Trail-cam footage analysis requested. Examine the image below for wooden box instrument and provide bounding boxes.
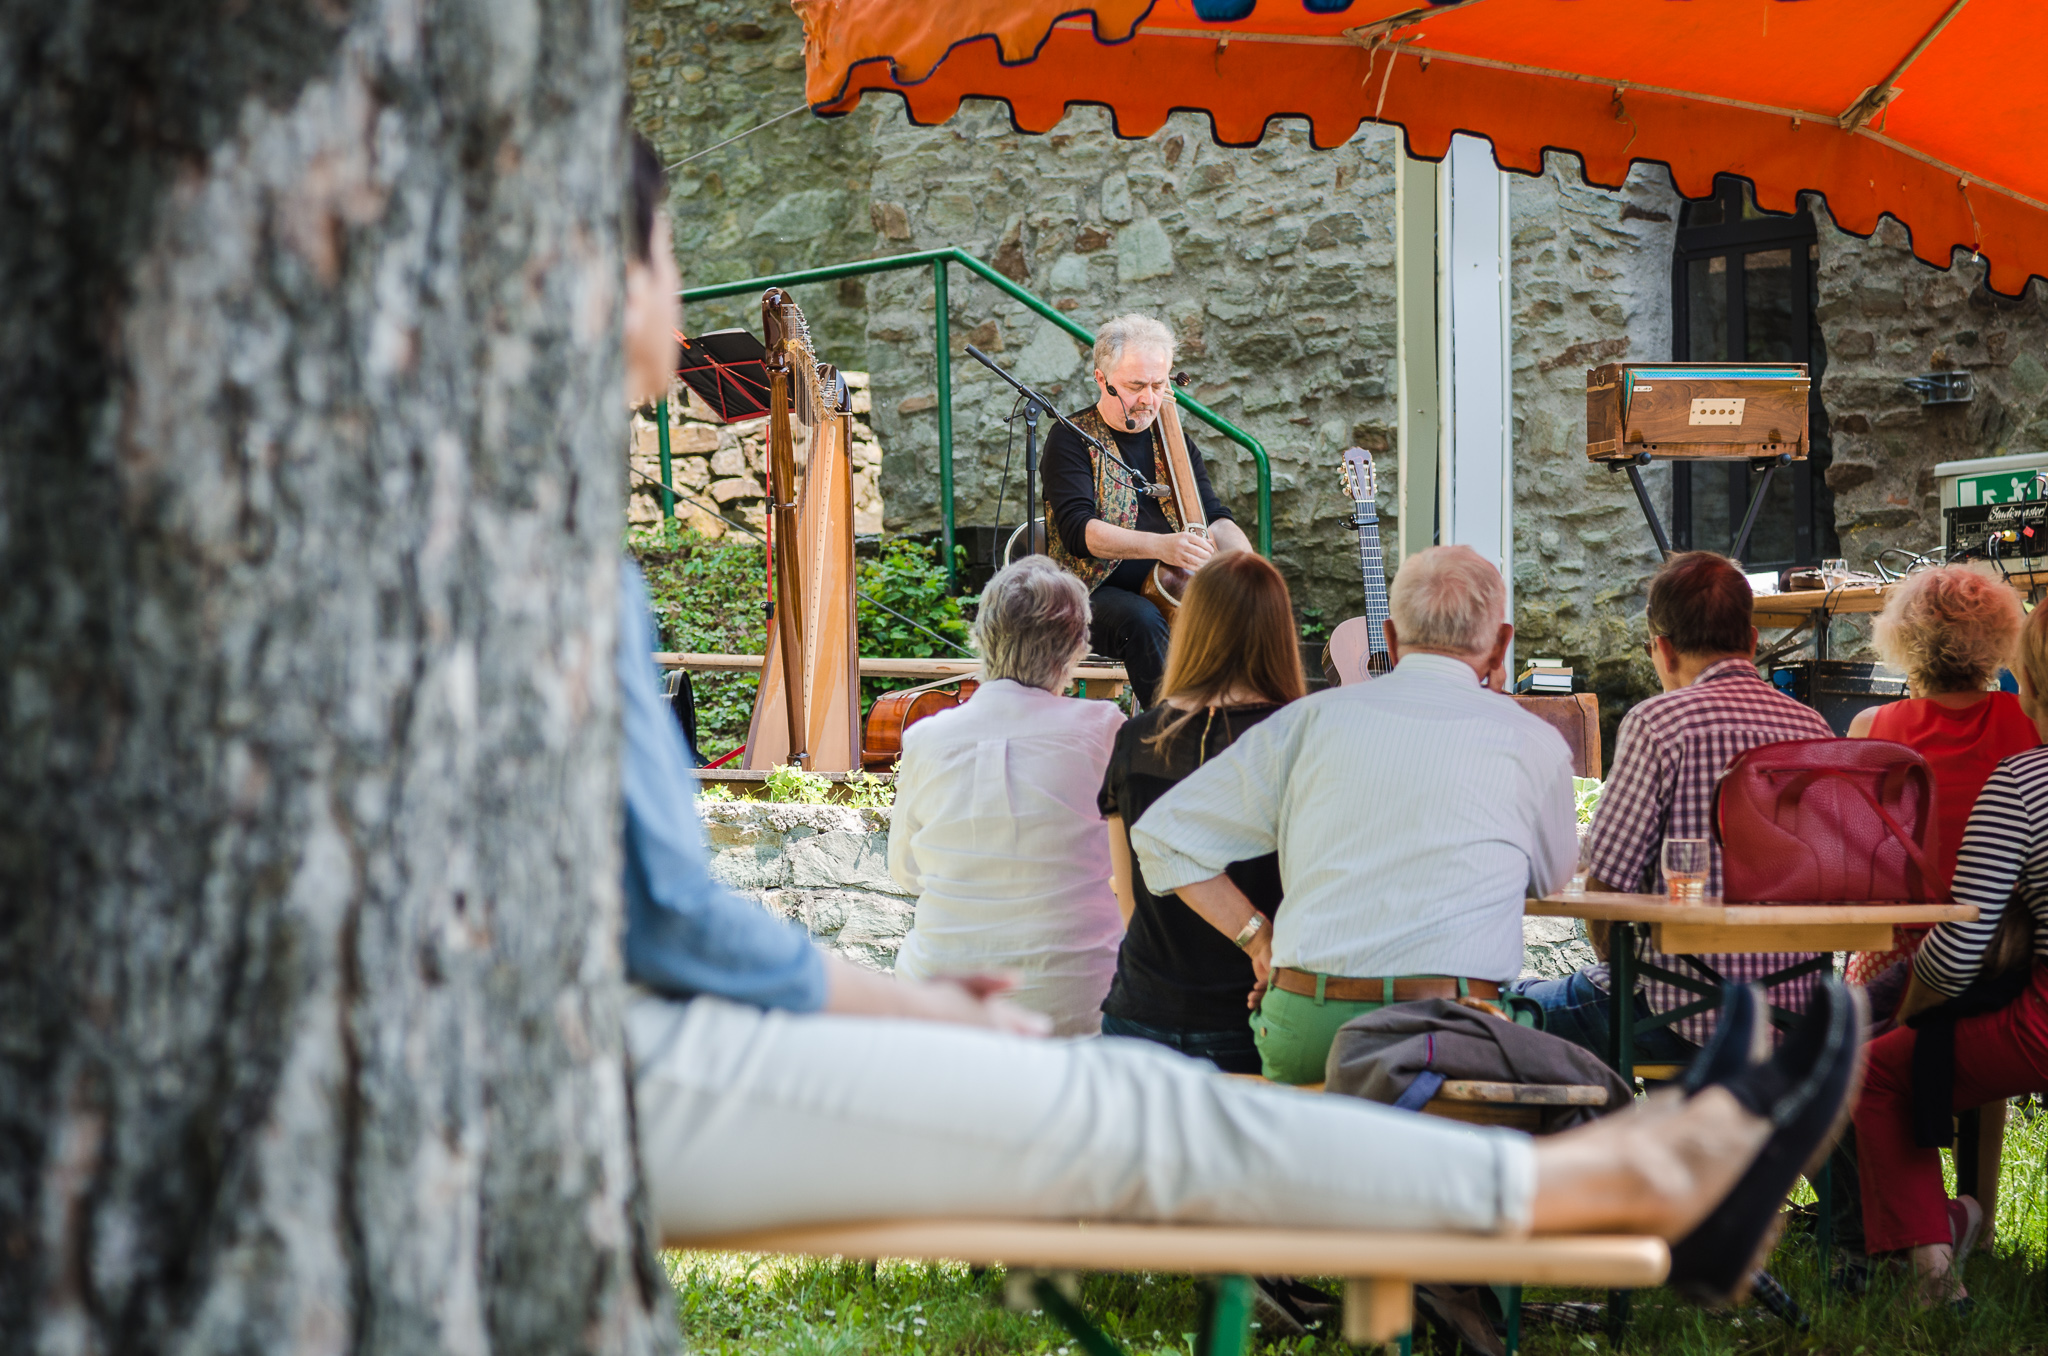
[1585,363,1809,462]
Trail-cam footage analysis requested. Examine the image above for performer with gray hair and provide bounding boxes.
[1131,545,1579,1083]
[1040,313,1253,706]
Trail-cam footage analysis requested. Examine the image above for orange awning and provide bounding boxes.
[796,0,2048,294]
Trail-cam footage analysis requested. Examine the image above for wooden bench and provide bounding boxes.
[673,1218,1667,1351]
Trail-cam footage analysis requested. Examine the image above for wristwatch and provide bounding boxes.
[1232,913,1265,950]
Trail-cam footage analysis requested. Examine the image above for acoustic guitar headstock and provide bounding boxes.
[1339,446,1377,519]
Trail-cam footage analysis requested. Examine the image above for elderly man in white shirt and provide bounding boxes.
[1130,545,1579,1082]
[890,556,1127,1036]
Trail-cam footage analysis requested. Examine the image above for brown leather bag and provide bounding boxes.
[1714,737,1945,902]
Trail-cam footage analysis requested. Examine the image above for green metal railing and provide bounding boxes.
[669,247,1274,589]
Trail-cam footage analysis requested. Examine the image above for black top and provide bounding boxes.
[1043,415,1233,594]
[1098,701,1284,1030]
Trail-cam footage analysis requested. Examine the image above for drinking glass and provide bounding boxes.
[1662,838,1710,903]
[1821,557,1850,587]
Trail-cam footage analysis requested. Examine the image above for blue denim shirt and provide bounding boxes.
[619,561,826,1011]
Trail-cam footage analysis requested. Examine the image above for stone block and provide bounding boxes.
[709,476,764,503]
[671,423,721,454]
[1116,218,1175,283]
[871,200,912,239]
[710,445,749,476]
[1100,172,1134,223]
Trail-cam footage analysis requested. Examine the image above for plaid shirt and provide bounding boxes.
[1586,658,1837,1043]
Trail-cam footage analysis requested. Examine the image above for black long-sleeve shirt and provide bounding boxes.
[1042,415,1233,593]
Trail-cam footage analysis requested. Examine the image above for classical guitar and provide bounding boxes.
[1322,446,1393,685]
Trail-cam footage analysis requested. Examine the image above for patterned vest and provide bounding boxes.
[1045,404,1186,593]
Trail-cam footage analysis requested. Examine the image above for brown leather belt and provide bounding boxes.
[1272,969,1501,1003]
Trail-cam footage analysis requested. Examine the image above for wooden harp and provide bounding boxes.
[1140,398,1210,627]
[743,289,861,771]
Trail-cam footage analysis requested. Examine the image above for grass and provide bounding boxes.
[667,1103,2048,1355]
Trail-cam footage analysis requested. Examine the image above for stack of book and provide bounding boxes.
[1516,659,1574,695]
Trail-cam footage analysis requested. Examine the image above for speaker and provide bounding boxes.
[1769,661,1908,736]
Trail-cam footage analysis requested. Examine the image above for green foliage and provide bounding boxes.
[839,768,895,809]
[627,530,975,758]
[857,538,973,709]
[764,763,831,805]
[1297,605,1330,645]
[667,1253,1349,1356]
[630,524,766,756]
[1573,777,1603,828]
[696,781,735,804]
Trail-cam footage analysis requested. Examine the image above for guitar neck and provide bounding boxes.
[1353,504,1390,648]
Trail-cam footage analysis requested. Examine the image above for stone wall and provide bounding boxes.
[863,106,1403,617]
[630,5,2048,702]
[1816,213,2048,584]
[626,375,883,538]
[630,0,877,356]
[698,801,1594,980]
[1508,158,1683,726]
[699,801,914,970]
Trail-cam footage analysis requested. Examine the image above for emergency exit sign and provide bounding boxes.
[1957,470,2044,506]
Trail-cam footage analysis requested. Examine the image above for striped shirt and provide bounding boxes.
[1130,652,1580,983]
[1586,657,1837,1043]
[1916,745,2048,995]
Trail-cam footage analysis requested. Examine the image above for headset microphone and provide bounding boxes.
[1104,382,1138,431]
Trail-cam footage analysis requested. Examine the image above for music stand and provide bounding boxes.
[676,328,772,423]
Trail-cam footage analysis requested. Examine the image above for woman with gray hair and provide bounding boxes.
[889,557,1128,1035]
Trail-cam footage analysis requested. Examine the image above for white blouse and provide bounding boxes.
[889,679,1126,1036]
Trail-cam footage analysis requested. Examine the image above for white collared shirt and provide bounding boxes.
[1131,653,1579,982]
[889,679,1126,1035]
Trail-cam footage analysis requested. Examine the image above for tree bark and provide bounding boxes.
[0,3,671,1354]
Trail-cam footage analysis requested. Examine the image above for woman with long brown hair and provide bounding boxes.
[1097,550,1305,1073]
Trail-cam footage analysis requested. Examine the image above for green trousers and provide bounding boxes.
[1249,986,1390,1085]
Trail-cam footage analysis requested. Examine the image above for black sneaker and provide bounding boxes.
[1682,983,1765,1096]
[1667,980,1867,1306]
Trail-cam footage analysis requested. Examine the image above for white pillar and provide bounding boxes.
[1438,134,1514,671]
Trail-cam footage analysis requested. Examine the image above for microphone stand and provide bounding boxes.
[965,344,1107,559]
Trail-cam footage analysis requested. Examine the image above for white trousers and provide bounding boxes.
[629,995,1536,1241]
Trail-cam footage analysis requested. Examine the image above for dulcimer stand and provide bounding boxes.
[1608,451,1791,564]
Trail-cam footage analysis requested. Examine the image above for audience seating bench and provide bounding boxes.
[671,1218,1668,1354]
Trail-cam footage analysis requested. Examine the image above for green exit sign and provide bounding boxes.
[1957,470,2044,507]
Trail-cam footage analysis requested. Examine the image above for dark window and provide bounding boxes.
[1669,178,1837,568]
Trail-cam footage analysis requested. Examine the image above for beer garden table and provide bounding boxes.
[1524,892,1977,1300]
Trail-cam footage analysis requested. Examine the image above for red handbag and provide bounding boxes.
[1714,738,1946,903]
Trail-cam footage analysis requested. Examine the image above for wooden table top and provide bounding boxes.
[1753,569,2048,625]
[1527,892,1977,954]
[1528,892,1976,925]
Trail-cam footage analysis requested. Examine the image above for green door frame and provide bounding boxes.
[671,247,1274,590]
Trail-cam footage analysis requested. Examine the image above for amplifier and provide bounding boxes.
[1943,501,2048,560]
[1769,661,1907,736]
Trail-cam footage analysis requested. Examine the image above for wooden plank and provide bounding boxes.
[676,1220,1669,1288]
[653,652,1129,683]
[1436,1081,1609,1106]
[1345,1277,1414,1346]
[1654,922,1894,953]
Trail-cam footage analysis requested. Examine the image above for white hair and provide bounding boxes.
[1388,545,1507,656]
[972,556,1091,692]
[1091,314,1174,373]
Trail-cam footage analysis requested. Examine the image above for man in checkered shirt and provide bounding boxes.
[1511,551,1834,1060]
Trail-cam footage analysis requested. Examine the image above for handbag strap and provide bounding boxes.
[1757,762,1939,892]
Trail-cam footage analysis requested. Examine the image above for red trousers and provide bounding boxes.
[1853,964,2048,1252]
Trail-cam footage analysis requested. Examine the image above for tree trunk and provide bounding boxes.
[0,3,672,1354]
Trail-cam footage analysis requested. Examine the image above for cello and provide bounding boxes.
[861,675,979,770]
